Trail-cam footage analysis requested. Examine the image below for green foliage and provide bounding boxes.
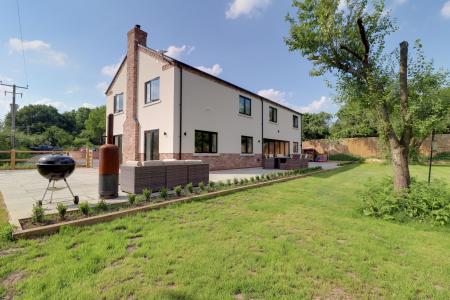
[208,181,215,191]
[233,178,239,185]
[186,183,194,194]
[56,203,68,219]
[302,112,333,139]
[79,201,91,216]
[0,224,14,242]
[329,153,364,162]
[361,177,450,225]
[218,181,225,188]
[142,188,152,200]
[239,178,245,185]
[174,185,183,197]
[128,193,136,204]
[4,104,65,134]
[32,204,45,223]
[96,199,108,212]
[255,175,260,181]
[433,152,450,161]
[41,126,73,147]
[160,187,168,199]
[226,179,232,186]
[331,101,378,138]
[198,182,205,191]
[81,106,106,145]
[250,177,255,183]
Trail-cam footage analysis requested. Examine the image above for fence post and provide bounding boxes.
[10,149,16,170]
[85,147,89,168]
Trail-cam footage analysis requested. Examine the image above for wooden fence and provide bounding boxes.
[302,134,450,158]
[0,148,94,170]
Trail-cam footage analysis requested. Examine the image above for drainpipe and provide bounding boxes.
[178,67,183,160]
[261,97,264,167]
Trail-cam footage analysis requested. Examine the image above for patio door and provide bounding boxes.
[144,129,159,160]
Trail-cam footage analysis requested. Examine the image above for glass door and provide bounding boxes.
[144,129,159,160]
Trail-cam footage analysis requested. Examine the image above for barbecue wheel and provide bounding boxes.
[74,196,79,205]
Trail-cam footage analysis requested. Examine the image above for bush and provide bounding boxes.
[226,179,232,186]
[233,178,239,185]
[250,177,255,183]
[79,201,91,216]
[239,178,245,185]
[174,185,183,197]
[329,153,364,162]
[186,182,194,194]
[198,182,206,191]
[56,203,68,219]
[433,152,450,161]
[1,224,14,242]
[255,175,260,181]
[128,193,136,205]
[218,181,225,188]
[32,204,45,223]
[160,187,168,199]
[361,177,450,225]
[96,199,108,212]
[208,181,215,189]
[142,188,152,201]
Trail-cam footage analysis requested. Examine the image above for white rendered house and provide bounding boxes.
[105,25,302,170]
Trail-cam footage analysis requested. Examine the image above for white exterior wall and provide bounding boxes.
[137,50,176,155]
[106,61,127,136]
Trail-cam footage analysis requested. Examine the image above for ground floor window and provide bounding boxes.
[293,142,299,153]
[113,134,122,163]
[241,136,253,154]
[263,139,289,157]
[195,130,217,153]
[144,129,159,160]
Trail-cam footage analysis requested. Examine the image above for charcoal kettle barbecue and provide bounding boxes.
[36,154,79,204]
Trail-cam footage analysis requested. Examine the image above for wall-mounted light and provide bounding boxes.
[277,130,280,133]
[184,132,187,136]
[164,132,167,136]
[258,140,261,143]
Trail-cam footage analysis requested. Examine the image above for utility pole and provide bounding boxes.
[0,81,28,149]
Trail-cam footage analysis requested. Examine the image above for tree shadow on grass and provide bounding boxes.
[309,163,362,179]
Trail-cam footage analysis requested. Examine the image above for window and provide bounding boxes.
[239,96,251,116]
[145,77,160,103]
[241,136,253,154]
[113,135,123,163]
[144,130,159,160]
[263,139,289,157]
[293,142,299,153]
[269,106,277,123]
[195,130,217,153]
[114,93,123,113]
[293,115,299,128]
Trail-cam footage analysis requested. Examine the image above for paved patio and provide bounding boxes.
[0,162,338,226]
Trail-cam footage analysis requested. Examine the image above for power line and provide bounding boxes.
[15,0,28,86]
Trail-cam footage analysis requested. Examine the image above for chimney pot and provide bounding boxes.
[135,24,140,29]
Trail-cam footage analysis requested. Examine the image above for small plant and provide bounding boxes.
[218,181,225,188]
[278,172,284,177]
[250,177,255,183]
[233,178,239,185]
[142,188,152,201]
[128,193,136,205]
[198,181,206,191]
[135,195,145,204]
[208,181,216,190]
[240,178,245,185]
[226,179,232,186]
[32,204,45,223]
[96,199,108,212]
[0,224,14,242]
[160,187,168,199]
[186,182,194,194]
[260,174,265,180]
[255,175,260,181]
[79,201,91,216]
[174,185,183,196]
[56,202,68,219]
[244,178,249,184]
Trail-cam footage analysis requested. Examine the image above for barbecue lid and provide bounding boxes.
[37,154,75,165]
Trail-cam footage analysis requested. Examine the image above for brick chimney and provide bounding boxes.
[123,25,147,161]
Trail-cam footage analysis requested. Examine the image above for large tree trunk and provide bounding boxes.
[389,139,411,190]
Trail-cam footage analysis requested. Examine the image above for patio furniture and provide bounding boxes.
[279,157,308,170]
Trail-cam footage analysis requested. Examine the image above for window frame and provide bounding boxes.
[293,142,299,153]
[293,115,299,128]
[269,106,277,123]
[241,135,253,154]
[113,93,123,113]
[195,130,218,154]
[239,95,252,116]
[145,77,160,104]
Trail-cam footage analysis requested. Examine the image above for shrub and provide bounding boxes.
[160,187,168,199]
[277,172,283,177]
[135,195,145,204]
[250,177,255,183]
[433,152,450,161]
[361,177,450,225]
[142,188,152,201]
[96,199,108,212]
[244,178,249,184]
[226,179,232,186]
[186,182,194,194]
[208,181,215,189]
[174,185,183,196]
[329,153,364,162]
[128,193,136,205]
[32,204,45,223]
[239,178,245,185]
[255,175,260,181]
[198,182,206,191]
[79,201,91,216]
[233,178,239,185]
[56,202,68,219]
[218,181,225,188]
[0,224,14,242]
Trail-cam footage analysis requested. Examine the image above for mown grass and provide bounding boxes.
[0,164,449,299]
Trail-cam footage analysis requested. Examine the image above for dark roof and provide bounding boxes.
[105,46,303,116]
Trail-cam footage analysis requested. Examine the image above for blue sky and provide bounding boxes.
[1,0,449,120]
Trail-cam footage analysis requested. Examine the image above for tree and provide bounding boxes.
[285,0,448,190]
[81,106,106,145]
[302,112,333,139]
[4,104,64,134]
[41,126,73,147]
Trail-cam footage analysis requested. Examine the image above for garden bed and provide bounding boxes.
[13,166,325,238]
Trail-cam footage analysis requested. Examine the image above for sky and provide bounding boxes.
[0,0,449,120]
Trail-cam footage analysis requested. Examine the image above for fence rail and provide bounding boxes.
[0,148,94,170]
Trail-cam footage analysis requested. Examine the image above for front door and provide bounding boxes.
[144,129,159,160]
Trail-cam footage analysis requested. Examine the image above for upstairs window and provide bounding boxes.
[114,93,123,113]
[145,77,160,103]
[293,115,299,128]
[195,130,218,153]
[239,96,251,116]
[241,136,253,154]
[269,106,277,123]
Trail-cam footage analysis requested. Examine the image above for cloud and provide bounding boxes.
[258,89,334,113]
[166,45,195,59]
[258,88,287,103]
[101,57,124,77]
[8,38,67,66]
[196,64,223,76]
[82,103,96,109]
[96,81,108,93]
[225,0,271,19]
[442,1,450,18]
[65,86,80,95]
[297,96,334,113]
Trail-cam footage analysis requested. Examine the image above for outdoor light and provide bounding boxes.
[184,132,187,136]
[164,132,167,136]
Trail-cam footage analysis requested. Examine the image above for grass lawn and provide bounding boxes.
[0,164,449,299]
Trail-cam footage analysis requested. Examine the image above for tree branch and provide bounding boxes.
[339,44,364,62]
[357,18,370,66]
